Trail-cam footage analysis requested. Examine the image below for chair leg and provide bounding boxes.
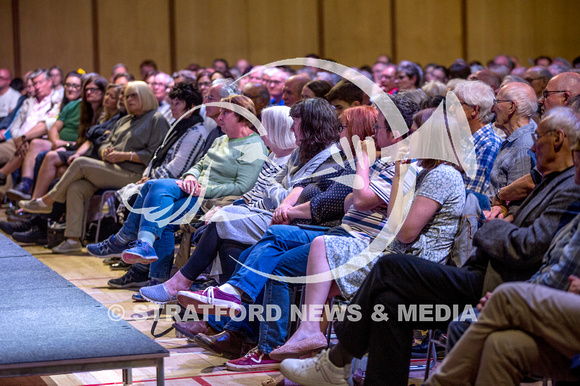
[424,329,437,380]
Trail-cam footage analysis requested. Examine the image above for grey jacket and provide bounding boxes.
[465,166,580,294]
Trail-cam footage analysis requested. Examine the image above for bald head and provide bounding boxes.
[242,82,270,117]
[282,75,310,107]
[541,72,580,113]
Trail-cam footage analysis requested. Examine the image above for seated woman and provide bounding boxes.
[28,75,110,200]
[268,107,465,360]
[7,71,84,201]
[300,80,332,100]
[19,81,170,253]
[107,105,296,290]
[85,94,267,268]
[139,98,345,304]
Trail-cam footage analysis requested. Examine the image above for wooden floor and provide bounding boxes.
[0,222,449,386]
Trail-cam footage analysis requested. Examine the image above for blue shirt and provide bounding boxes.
[463,123,502,195]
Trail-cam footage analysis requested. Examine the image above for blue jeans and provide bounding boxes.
[118,179,199,280]
[224,225,325,353]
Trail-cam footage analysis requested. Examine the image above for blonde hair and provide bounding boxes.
[124,81,158,114]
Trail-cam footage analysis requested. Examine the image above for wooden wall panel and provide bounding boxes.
[98,0,171,78]
[246,0,319,66]
[395,0,463,66]
[0,0,15,74]
[323,0,392,68]
[19,0,93,74]
[466,0,580,66]
[174,0,249,70]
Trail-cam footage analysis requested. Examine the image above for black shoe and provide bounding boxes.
[110,261,132,271]
[411,330,447,359]
[6,182,32,201]
[103,256,121,265]
[7,211,32,222]
[0,219,32,235]
[12,225,48,245]
[108,266,150,289]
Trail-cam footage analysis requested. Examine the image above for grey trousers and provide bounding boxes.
[425,282,580,386]
[47,157,140,238]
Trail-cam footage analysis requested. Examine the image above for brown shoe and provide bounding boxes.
[173,320,218,340]
[193,329,250,359]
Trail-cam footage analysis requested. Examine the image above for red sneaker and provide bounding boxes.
[226,347,281,371]
[177,286,242,316]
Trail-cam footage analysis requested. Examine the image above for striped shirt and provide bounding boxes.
[243,153,290,209]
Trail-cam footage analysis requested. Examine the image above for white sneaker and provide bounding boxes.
[52,240,82,254]
[280,349,351,386]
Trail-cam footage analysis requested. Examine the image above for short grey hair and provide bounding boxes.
[172,69,197,84]
[453,80,495,124]
[502,83,538,118]
[214,78,240,97]
[30,68,51,82]
[263,67,289,81]
[397,60,423,87]
[542,106,580,148]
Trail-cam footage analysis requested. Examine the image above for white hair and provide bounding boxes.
[502,83,537,118]
[260,106,295,151]
[453,80,495,124]
[542,106,580,148]
[422,80,447,97]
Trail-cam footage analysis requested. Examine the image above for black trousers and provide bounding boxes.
[334,253,485,386]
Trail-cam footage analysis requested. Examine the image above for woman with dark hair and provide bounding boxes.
[395,60,423,91]
[20,81,170,253]
[86,94,267,264]
[138,97,344,304]
[24,75,109,200]
[301,80,332,99]
[196,71,212,99]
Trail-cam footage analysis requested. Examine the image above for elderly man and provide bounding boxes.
[454,81,502,197]
[426,122,580,385]
[468,69,502,93]
[145,71,172,122]
[280,106,580,386]
[282,75,309,107]
[262,68,289,106]
[539,71,580,115]
[372,61,388,84]
[523,66,553,99]
[242,82,270,120]
[0,69,21,123]
[378,64,397,94]
[0,69,59,185]
[488,82,537,210]
[493,72,580,209]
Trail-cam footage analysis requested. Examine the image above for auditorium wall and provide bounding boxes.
[1,0,578,77]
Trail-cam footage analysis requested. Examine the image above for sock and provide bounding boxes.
[218,283,242,299]
[137,230,156,247]
[328,343,354,368]
[21,177,33,192]
[115,232,132,245]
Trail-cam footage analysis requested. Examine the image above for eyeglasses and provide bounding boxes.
[373,122,390,133]
[147,82,165,88]
[85,87,102,93]
[493,99,512,106]
[542,90,567,99]
[197,82,212,88]
[531,129,553,142]
[65,83,81,90]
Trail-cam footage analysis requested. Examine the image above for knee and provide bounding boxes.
[29,138,48,152]
[45,151,60,163]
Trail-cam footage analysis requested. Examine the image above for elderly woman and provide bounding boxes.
[395,60,423,91]
[104,105,297,290]
[20,81,170,253]
[86,95,267,266]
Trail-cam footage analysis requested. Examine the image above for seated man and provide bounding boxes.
[325,79,365,117]
[425,281,580,385]
[0,68,21,122]
[279,106,580,385]
[0,68,60,185]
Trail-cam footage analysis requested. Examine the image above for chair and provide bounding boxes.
[82,189,118,243]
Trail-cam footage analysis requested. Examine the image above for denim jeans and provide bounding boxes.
[224,225,325,353]
[118,179,199,280]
